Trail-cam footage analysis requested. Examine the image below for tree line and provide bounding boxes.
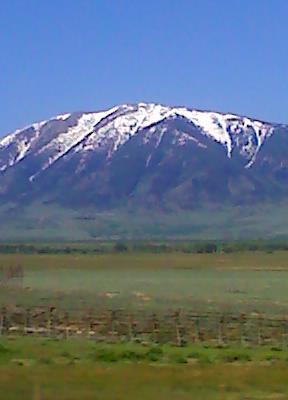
[0,240,287,254]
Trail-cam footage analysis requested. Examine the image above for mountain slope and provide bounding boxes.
[0,102,287,239]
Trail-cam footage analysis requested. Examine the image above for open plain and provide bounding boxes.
[1,250,288,399]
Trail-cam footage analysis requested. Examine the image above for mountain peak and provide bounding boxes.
[0,102,286,217]
[0,102,276,174]
[0,102,274,171]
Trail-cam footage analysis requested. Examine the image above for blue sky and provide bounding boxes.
[1,0,288,134]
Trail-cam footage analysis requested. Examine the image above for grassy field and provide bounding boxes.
[2,251,288,399]
[1,337,288,400]
[1,251,288,315]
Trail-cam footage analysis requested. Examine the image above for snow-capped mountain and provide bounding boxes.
[0,103,277,174]
[0,102,287,211]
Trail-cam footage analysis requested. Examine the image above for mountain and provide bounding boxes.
[0,102,287,240]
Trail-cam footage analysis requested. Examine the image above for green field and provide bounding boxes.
[1,337,288,399]
[1,251,288,315]
[2,251,288,399]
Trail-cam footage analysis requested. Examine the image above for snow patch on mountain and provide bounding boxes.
[77,103,274,160]
[174,109,233,156]
[55,113,71,121]
[0,102,277,179]
[0,120,48,149]
[0,120,48,171]
[171,108,275,159]
[75,103,171,156]
[30,106,119,180]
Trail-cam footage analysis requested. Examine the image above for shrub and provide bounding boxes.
[219,351,251,363]
[60,351,72,358]
[187,350,212,364]
[265,354,281,362]
[0,344,10,354]
[270,346,283,352]
[39,357,53,365]
[187,351,201,359]
[169,353,188,364]
[146,346,163,362]
[92,349,119,362]
[120,350,145,361]
[113,242,128,252]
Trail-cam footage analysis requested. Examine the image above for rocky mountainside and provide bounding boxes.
[0,102,287,213]
[0,103,288,209]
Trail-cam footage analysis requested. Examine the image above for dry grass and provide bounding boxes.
[0,250,288,271]
[1,362,288,400]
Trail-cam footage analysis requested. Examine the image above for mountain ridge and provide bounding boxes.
[0,102,287,240]
[0,102,282,177]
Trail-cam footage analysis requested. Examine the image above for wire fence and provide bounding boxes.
[1,305,288,347]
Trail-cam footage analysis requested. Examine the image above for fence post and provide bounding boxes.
[127,313,134,341]
[48,307,56,338]
[110,310,117,338]
[64,311,69,339]
[218,315,225,346]
[47,308,52,337]
[257,314,263,346]
[174,310,185,347]
[87,308,94,337]
[0,306,7,335]
[194,315,200,343]
[282,318,287,349]
[239,314,246,346]
[152,313,159,343]
[25,308,32,334]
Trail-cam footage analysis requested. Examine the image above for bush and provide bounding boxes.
[219,351,251,363]
[120,350,145,361]
[187,351,201,359]
[270,346,283,352]
[60,351,72,358]
[146,346,163,362]
[169,353,188,364]
[265,354,281,362]
[0,344,10,354]
[113,242,128,252]
[92,349,119,362]
[193,242,218,254]
[197,354,213,365]
[39,357,53,365]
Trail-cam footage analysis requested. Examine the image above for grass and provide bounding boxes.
[1,337,288,399]
[1,337,288,365]
[2,251,288,399]
[1,251,288,315]
[0,249,288,270]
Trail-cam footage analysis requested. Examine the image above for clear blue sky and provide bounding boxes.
[1,0,288,134]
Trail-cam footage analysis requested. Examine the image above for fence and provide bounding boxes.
[1,306,288,347]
